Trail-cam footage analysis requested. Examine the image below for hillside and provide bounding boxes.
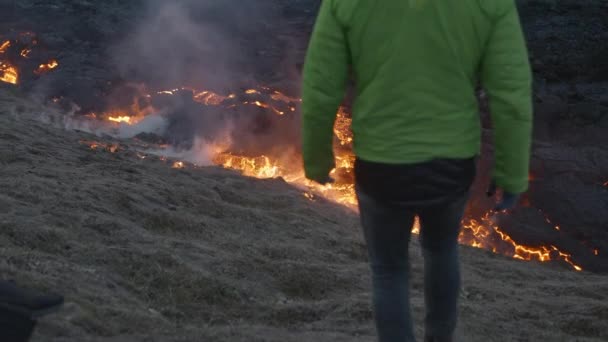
[1,91,607,341]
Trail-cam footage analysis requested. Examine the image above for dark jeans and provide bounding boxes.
[355,158,474,342]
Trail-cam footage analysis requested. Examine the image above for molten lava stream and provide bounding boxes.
[108,116,133,124]
[0,40,15,84]
[0,63,18,84]
[0,40,10,53]
[34,59,59,75]
[212,151,583,271]
[460,213,583,271]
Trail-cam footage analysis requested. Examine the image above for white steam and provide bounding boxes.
[117,114,168,139]
[146,137,215,166]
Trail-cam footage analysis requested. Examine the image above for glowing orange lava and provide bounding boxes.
[461,213,582,271]
[0,40,10,53]
[80,140,119,153]
[34,59,59,75]
[193,90,228,106]
[20,49,31,58]
[172,161,185,169]
[105,103,149,125]
[108,116,133,124]
[0,62,18,84]
[213,153,281,179]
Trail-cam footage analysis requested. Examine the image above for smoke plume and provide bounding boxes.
[108,0,301,160]
[112,0,278,91]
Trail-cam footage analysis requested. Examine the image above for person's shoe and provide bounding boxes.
[0,280,64,318]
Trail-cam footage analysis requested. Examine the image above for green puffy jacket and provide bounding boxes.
[302,0,533,193]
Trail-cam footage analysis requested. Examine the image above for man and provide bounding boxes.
[301,0,532,341]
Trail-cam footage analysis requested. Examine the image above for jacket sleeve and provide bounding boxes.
[481,1,533,194]
[301,0,349,182]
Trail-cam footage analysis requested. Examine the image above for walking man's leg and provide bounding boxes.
[419,196,468,342]
[357,189,416,342]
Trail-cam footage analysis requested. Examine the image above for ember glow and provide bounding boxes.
[212,151,357,206]
[213,153,281,179]
[104,101,150,125]
[34,59,59,75]
[193,90,229,106]
[80,140,119,153]
[0,62,18,84]
[20,49,31,58]
[0,40,10,53]
[334,107,353,146]
[108,116,133,124]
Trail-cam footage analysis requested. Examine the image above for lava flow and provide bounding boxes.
[34,59,59,75]
[108,116,134,124]
[85,85,584,271]
[0,62,18,84]
[0,33,59,85]
[0,40,18,84]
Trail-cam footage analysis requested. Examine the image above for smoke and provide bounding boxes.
[108,0,302,162]
[112,0,277,90]
[146,137,219,166]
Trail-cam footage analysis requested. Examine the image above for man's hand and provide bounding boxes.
[487,182,521,211]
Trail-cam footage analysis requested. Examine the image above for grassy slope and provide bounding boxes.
[0,91,607,341]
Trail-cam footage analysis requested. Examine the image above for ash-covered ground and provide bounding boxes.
[1,0,607,341]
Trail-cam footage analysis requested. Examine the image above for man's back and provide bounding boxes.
[302,0,532,194]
